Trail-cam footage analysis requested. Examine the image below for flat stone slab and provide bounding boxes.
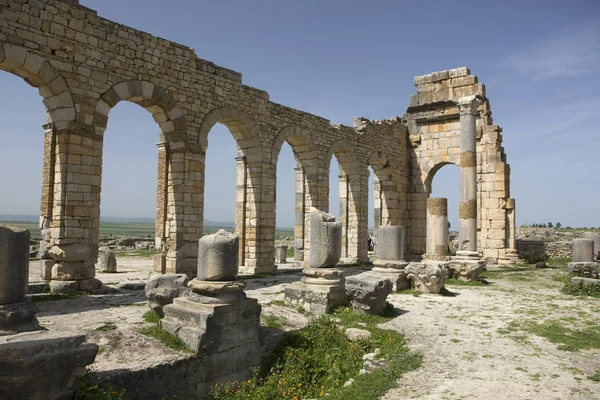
[571,277,600,287]
[0,330,97,400]
[117,281,146,290]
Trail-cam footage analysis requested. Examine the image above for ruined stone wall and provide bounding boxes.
[403,68,512,263]
[516,240,573,262]
[0,0,513,286]
[0,0,408,281]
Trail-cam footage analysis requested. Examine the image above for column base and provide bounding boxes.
[448,259,487,281]
[162,296,261,354]
[372,260,410,291]
[498,249,519,265]
[284,278,348,316]
[0,299,40,336]
[0,330,98,400]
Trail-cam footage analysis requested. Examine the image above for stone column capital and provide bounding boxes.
[457,96,482,116]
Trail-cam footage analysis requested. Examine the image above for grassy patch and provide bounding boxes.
[95,323,117,332]
[142,310,162,323]
[561,280,600,298]
[139,324,194,353]
[517,320,600,351]
[263,314,285,329]
[210,307,420,400]
[139,311,193,353]
[445,278,489,287]
[30,292,88,303]
[589,370,600,382]
[73,372,125,399]
[267,300,286,307]
[396,287,421,296]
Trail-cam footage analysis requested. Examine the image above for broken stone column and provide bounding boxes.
[0,226,40,335]
[275,245,287,264]
[405,261,449,294]
[162,230,262,396]
[568,239,598,278]
[372,226,410,290]
[582,233,600,260]
[424,198,449,261]
[97,247,117,273]
[284,209,348,315]
[456,96,481,261]
[499,198,519,264]
[0,226,98,399]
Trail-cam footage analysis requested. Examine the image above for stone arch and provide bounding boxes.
[198,106,264,270]
[0,43,75,128]
[325,139,357,175]
[325,140,361,260]
[92,80,190,274]
[0,43,77,259]
[93,80,188,141]
[423,160,458,195]
[198,106,263,163]
[270,125,320,264]
[271,125,319,167]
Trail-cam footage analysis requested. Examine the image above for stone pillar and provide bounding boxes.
[338,174,349,259]
[294,167,305,262]
[500,198,519,264]
[582,233,600,260]
[372,226,410,290]
[154,142,169,274]
[162,230,262,396]
[456,96,481,260]
[284,209,348,315]
[275,246,287,263]
[573,239,594,262]
[568,238,598,278]
[0,226,39,335]
[235,156,247,268]
[424,198,449,260]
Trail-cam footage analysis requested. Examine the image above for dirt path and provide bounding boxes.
[382,268,600,400]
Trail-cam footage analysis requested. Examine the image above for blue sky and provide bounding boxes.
[1,0,599,228]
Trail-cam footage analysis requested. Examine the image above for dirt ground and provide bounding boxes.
[31,257,600,399]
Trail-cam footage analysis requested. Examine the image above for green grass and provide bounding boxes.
[139,324,194,353]
[516,319,600,351]
[139,310,193,353]
[445,277,489,287]
[589,370,600,382]
[561,279,600,298]
[396,287,421,296]
[30,292,88,302]
[211,307,420,400]
[142,310,162,323]
[73,372,125,399]
[263,314,285,329]
[95,323,117,332]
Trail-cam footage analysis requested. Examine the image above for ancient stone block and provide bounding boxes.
[197,229,238,280]
[0,226,30,305]
[568,262,598,278]
[447,259,486,281]
[145,273,191,317]
[573,239,594,262]
[345,273,392,315]
[97,246,117,273]
[0,331,97,400]
[309,209,342,268]
[275,245,287,263]
[406,261,448,294]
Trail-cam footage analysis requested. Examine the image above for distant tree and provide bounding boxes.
[542,223,547,228]
[556,222,561,229]
[548,222,553,228]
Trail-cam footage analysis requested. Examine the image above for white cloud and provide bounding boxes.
[506,22,600,80]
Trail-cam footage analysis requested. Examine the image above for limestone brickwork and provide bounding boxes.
[0,0,514,288]
[403,68,512,263]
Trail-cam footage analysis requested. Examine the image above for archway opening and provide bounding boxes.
[430,164,460,255]
[0,72,47,245]
[100,101,159,258]
[368,166,376,255]
[204,123,238,234]
[275,143,296,263]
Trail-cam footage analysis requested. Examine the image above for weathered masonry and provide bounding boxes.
[0,0,516,291]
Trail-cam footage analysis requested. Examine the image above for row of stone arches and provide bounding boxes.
[1,42,400,283]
